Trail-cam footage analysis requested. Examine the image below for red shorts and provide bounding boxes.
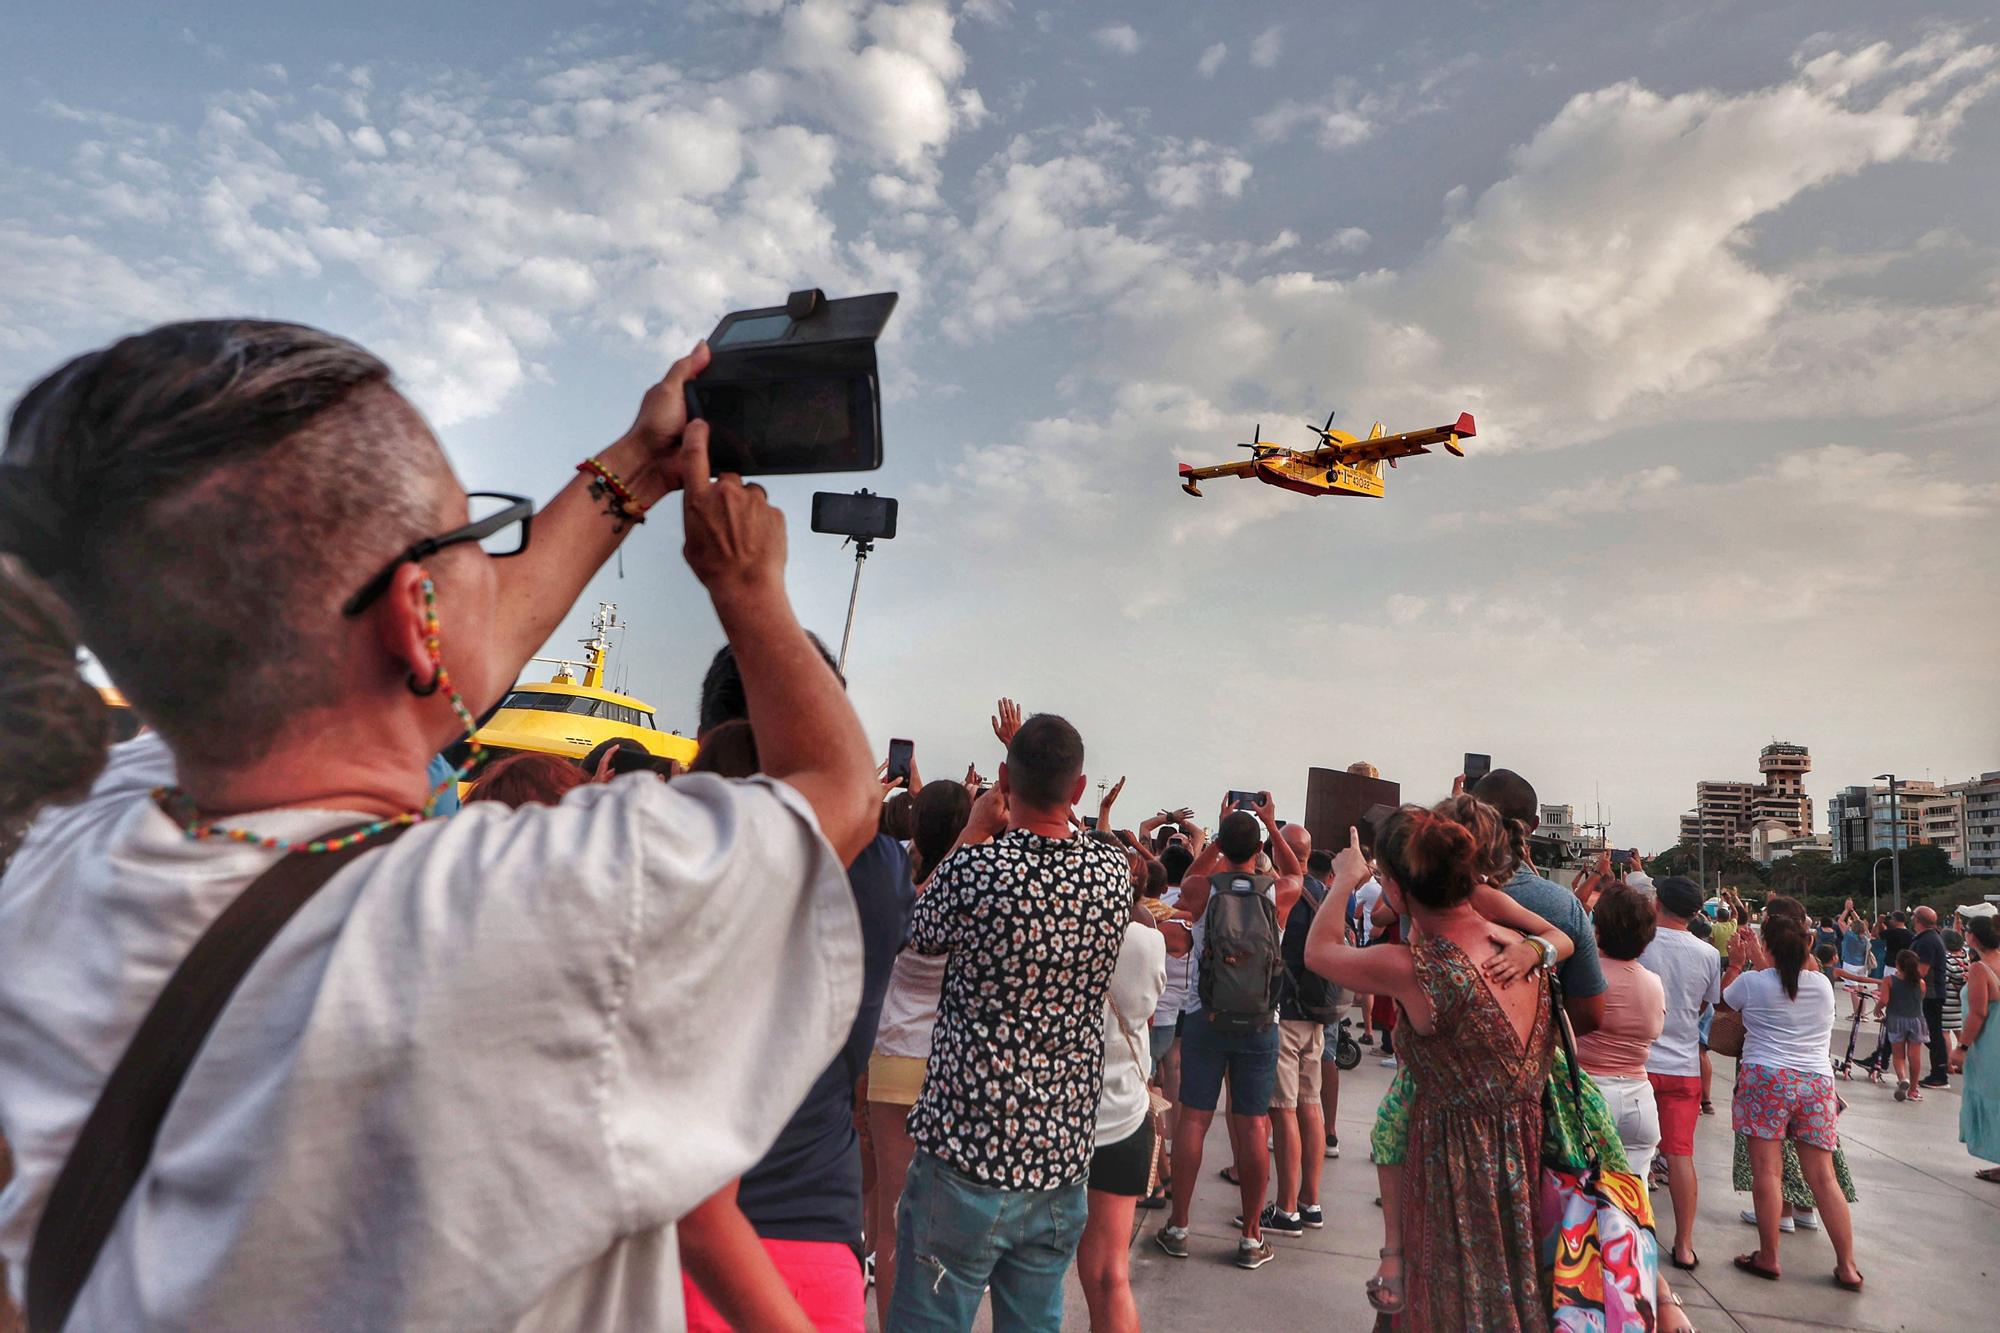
[1648,1073,1702,1157]
[682,1238,864,1332]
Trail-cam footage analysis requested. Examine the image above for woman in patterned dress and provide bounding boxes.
[1307,805,1556,1331]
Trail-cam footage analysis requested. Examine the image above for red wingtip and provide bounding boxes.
[1177,462,1193,475]
[1454,412,1476,438]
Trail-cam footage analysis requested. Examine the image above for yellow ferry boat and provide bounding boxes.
[451,604,697,777]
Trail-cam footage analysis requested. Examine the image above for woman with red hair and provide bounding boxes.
[1306,804,1556,1331]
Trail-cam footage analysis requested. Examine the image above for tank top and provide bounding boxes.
[1887,974,1924,1019]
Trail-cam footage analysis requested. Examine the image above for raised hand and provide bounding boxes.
[1332,826,1370,889]
[622,341,712,492]
[681,424,786,596]
[1101,776,1126,810]
[966,782,1010,842]
[964,764,986,791]
[991,697,1023,747]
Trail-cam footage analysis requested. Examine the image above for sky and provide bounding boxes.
[5,1,1999,850]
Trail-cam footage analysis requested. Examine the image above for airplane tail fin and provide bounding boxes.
[1177,463,1203,497]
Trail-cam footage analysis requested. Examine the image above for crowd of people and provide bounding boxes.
[0,321,1996,1332]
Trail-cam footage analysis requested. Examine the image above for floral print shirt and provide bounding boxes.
[906,830,1130,1189]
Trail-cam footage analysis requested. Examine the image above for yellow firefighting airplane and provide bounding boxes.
[1177,410,1475,498]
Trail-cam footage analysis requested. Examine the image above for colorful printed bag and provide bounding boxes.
[1540,976,1661,1332]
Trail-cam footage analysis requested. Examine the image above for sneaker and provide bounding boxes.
[1155,1226,1191,1258]
[1380,1056,1399,1068]
[1235,1236,1276,1270]
[1300,1203,1324,1229]
[1233,1205,1304,1237]
[1740,1208,1795,1233]
[863,1251,875,1287]
[1919,1074,1950,1089]
[1794,1209,1822,1231]
[1324,1133,1341,1159]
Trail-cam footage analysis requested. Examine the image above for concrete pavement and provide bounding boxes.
[877,1019,1998,1331]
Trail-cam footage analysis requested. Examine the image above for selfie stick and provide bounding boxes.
[837,535,873,676]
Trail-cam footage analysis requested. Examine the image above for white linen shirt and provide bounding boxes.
[1096,923,1168,1146]
[0,734,861,1331]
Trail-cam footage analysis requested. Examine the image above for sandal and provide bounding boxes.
[1365,1246,1405,1314]
[1670,1249,1699,1271]
[1219,1165,1241,1186]
[1975,1167,2000,1184]
[1733,1253,1781,1281]
[1834,1266,1864,1292]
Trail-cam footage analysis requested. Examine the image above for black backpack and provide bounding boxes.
[1289,878,1345,1025]
[1197,870,1282,1033]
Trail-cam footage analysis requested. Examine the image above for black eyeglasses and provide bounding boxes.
[342,491,534,617]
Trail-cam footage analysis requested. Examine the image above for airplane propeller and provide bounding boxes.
[1305,409,1337,438]
[1235,421,1263,452]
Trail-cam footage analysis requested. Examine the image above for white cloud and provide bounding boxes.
[1250,25,1283,69]
[1093,24,1139,55]
[1197,42,1227,78]
[1145,139,1252,209]
[1253,91,1381,149]
[1327,226,1370,253]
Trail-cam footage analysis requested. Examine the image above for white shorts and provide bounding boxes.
[1592,1073,1660,1181]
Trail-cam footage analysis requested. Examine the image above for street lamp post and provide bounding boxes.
[1876,773,1902,913]
[1870,856,1891,923]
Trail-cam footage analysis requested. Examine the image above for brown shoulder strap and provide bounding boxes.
[26,822,413,1332]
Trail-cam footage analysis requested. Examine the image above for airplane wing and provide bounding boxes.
[1303,412,1476,465]
[1177,459,1258,496]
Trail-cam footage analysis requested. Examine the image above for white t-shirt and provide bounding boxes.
[1639,925,1722,1077]
[1097,923,1168,1146]
[1724,968,1836,1079]
[0,733,861,1331]
[1353,879,1384,943]
[873,950,947,1060]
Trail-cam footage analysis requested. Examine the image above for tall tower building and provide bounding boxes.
[1680,742,1813,853]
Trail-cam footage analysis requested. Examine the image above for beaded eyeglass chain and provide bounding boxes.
[154,572,485,855]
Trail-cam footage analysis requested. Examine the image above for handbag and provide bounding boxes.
[1539,974,1661,1333]
[1707,1001,1746,1059]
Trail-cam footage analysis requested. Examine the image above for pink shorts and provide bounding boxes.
[682,1237,864,1332]
[1732,1062,1838,1151]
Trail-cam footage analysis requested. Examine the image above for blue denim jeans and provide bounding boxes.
[886,1150,1088,1332]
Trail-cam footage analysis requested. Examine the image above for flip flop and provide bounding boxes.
[1219,1166,1241,1186]
[1733,1254,1781,1281]
[1975,1168,2000,1184]
[1834,1268,1864,1292]
[1670,1250,1699,1271]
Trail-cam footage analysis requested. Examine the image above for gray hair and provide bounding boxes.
[0,320,442,800]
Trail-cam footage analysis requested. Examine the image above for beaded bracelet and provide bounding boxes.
[577,457,648,528]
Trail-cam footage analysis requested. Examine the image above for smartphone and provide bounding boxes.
[886,738,914,788]
[1463,752,1492,786]
[1611,849,1633,872]
[1082,815,1099,831]
[811,490,898,541]
[1226,789,1260,812]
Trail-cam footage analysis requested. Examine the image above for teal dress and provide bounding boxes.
[1963,961,2000,1166]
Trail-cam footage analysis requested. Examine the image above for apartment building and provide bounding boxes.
[1679,742,1814,855]
[1828,779,1957,863]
